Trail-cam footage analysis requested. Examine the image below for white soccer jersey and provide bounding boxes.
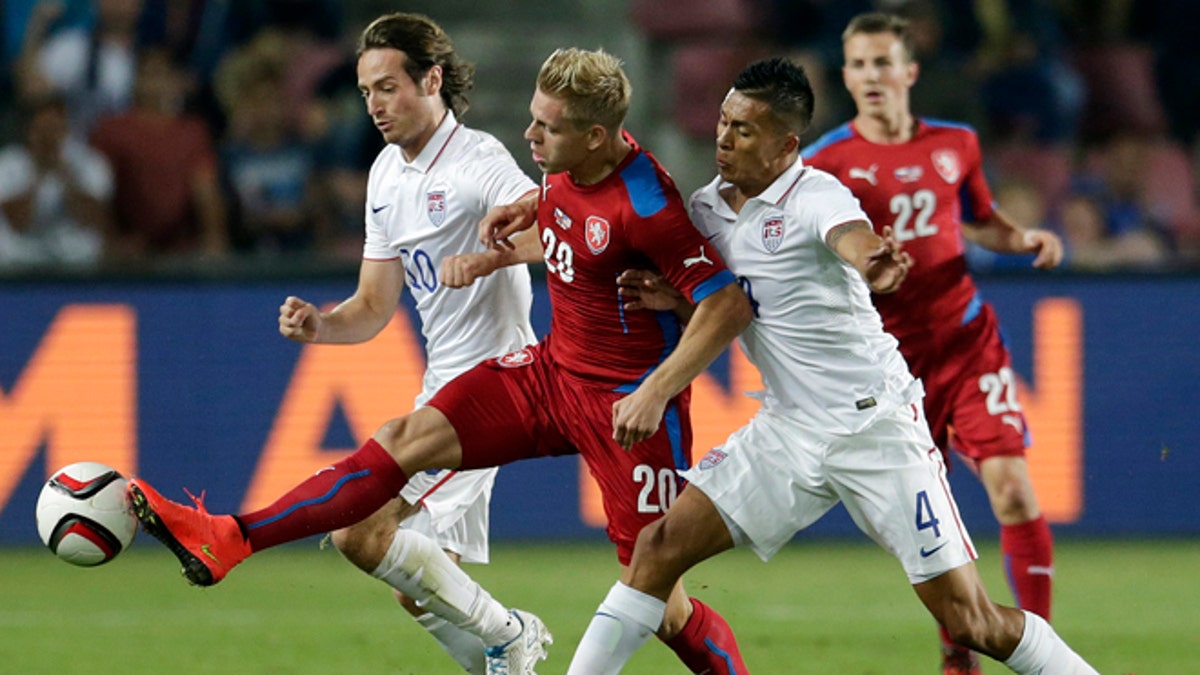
[363,112,538,385]
[689,158,919,434]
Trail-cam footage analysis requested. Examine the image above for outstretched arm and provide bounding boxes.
[963,209,1063,269]
[441,227,544,288]
[612,283,752,449]
[826,220,913,294]
[279,259,404,344]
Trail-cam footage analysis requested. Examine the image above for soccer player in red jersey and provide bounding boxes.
[129,47,752,674]
[802,13,1065,675]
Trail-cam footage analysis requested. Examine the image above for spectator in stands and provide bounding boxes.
[16,0,148,137]
[0,94,111,268]
[976,0,1084,143]
[215,34,319,255]
[89,46,227,260]
[1056,189,1169,270]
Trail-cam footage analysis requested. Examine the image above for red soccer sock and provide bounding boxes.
[238,439,408,551]
[663,598,748,675]
[1001,515,1054,620]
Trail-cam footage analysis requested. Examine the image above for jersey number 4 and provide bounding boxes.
[888,190,938,241]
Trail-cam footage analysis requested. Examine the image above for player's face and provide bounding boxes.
[842,32,917,119]
[525,88,592,175]
[715,90,797,195]
[357,48,443,153]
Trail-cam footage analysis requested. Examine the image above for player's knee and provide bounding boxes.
[392,587,425,617]
[992,477,1040,521]
[331,519,393,573]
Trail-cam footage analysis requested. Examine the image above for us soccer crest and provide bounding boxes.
[585,216,611,254]
[697,448,727,470]
[497,349,534,368]
[931,149,961,184]
[426,190,447,226]
[761,216,784,252]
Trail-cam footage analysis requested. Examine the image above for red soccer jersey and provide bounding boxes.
[802,119,996,346]
[538,133,736,389]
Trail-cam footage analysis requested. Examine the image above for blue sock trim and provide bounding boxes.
[247,469,370,529]
[704,637,737,674]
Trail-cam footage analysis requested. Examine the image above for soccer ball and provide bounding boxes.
[36,462,138,566]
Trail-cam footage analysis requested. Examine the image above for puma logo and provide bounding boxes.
[849,164,879,186]
[683,246,714,268]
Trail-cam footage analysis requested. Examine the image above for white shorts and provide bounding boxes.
[398,467,496,564]
[681,401,977,583]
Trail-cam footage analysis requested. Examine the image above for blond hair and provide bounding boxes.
[536,48,630,132]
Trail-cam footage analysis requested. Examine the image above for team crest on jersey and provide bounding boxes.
[931,149,961,184]
[554,207,572,230]
[497,349,534,368]
[894,165,924,183]
[761,216,785,252]
[697,448,727,470]
[585,216,611,254]
[426,191,447,226]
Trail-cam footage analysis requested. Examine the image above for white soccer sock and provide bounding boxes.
[567,582,666,675]
[1003,610,1099,674]
[415,613,487,674]
[372,529,518,647]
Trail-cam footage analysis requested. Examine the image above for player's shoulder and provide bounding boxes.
[919,117,981,143]
[616,147,680,219]
[800,122,856,161]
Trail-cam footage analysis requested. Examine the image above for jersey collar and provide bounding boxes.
[405,111,461,174]
[697,156,807,218]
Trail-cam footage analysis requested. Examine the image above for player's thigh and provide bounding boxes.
[682,411,840,562]
[947,338,1029,463]
[428,348,566,469]
[563,388,691,564]
[829,404,976,584]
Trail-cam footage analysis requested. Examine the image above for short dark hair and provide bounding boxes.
[357,12,475,116]
[842,12,916,62]
[732,57,815,136]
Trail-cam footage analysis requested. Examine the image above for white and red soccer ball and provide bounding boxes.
[35,462,138,566]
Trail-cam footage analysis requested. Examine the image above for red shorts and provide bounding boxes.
[901,303,1029,468]
[427,342,692,564]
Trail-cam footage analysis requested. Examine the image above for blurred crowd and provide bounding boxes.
[645,0,1200,272]
[2,0,1198,273]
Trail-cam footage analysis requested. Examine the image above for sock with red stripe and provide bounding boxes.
[238,439,408,551]
[664,598,748,675]
[1002,515,1054,619]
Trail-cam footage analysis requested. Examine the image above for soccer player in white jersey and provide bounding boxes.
[567,58,1099,674]
[276,13,548,673]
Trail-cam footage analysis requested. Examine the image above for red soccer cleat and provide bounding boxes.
[941,646,982,675]
[127,478,250,586]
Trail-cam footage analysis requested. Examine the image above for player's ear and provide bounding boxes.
[905,59,919,87]
[585,123,608,151]
[423,64,443,96]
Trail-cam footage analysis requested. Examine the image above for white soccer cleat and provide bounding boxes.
[484,609,553,675]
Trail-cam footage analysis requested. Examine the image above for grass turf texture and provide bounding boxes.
[1,538,1195,673]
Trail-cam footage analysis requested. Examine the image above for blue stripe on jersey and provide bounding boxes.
[247,469,370,529]
[704,638,738,674]
[620,153,669,217]
[800,123,853,159]
[614,310,683,393]
[961,291,982,325]
[664,402,688,471]
[690,269,736,305]
[920,117,977,133]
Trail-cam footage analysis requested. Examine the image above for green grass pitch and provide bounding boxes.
[1,538,1196,673]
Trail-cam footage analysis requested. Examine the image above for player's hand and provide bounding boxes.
[441,252,498,288]
[864,226,912,294]
[617,269,685,312]
[612,386,668,451]
[479,198,537,250]
[279,296,321,343]
[1023,229,1064,269]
